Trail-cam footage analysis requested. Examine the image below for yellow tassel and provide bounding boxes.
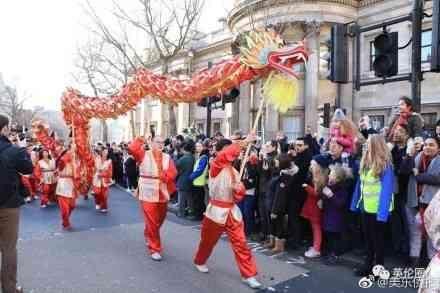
[263,73,298,113]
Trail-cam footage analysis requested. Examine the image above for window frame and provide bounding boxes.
[421,29,432,63]
[369,40,376,71]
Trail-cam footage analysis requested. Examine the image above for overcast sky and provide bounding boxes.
[0,0,234,111]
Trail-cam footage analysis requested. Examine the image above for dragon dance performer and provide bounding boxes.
[21,146,39,203]
[55,142,77,230]
[34,149,57,208]
[128,136,177,261]
[193,133,262,290]
[92,147,113,213]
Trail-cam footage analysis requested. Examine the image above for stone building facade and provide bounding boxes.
[135,0,440,140]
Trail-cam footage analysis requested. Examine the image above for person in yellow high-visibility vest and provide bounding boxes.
[189,141,209,221]
[351,135,394,277]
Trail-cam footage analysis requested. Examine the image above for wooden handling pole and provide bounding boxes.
[239,98,265,178]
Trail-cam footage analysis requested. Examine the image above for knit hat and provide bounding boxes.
[332,108,346,121]
[312,154,331,169]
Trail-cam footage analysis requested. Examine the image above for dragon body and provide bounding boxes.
[33,28,308,193]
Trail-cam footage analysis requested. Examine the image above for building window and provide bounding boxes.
[369,41,376,71]
[281,116,302,140]
[422,113,438,131]
[369,115,385,131]
[421,29,432,63]
[213,121,221,133]
[196,122,204,132]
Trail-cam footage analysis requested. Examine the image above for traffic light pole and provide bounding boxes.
[206,97,212,138]
[411,0,423,113]
[206,62,213,138]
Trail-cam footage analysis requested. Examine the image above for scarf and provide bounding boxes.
[388,111,412,141]
[417,153,433,197]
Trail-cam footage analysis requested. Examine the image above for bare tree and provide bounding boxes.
[84,0,205,136]
[0,85,43,132]
[72,39,111,143]
[0,85,25,125]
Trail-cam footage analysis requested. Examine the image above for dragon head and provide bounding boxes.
[239,28,309,112]
[240,28,308,78]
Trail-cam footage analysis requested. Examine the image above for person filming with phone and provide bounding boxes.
[0,114,34,293]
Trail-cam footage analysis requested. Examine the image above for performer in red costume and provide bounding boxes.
[34,149,57,208]
[193,134,262,289]
[128,135,177,261]
[54,142,77,230]
[92,147,113,213]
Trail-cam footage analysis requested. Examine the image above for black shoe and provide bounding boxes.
[323,254,339,266]
[406,257,419,268]
[187,215,202,221]
[354,265,372,277]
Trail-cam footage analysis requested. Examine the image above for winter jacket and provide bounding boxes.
[323,183,349,232]
[0,135,34,208]
[189,154,208,182]
[271,166,299,216]
[404,153,440,207]
[176,153,195,191]
[258,151,278,194]
[350,165,394,222]
[388,112,424,139]
[243,161,258,194]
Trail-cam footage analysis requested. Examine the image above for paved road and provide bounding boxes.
[16,187,416,293]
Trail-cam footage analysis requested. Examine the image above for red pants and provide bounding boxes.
[21,177,36,197]
[140,202,168,254]
[311,222,322,252]
[30,177,38,195]
[93,186,109,210]
[41,184,57,206]
[194,215,258,278]
[57,196,76,228]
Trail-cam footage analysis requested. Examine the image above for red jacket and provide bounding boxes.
[301,185,322,225]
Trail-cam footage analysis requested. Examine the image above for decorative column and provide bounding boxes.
[303,21,321,134]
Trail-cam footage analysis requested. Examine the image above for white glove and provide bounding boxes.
[317,199,323,209]
[18,138,27,148]
[322,186,334,198]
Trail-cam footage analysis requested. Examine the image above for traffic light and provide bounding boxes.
[222,87,240,104]
[431,0,440,72]
[372,32,399,77]
[328,24,349,83]
[320,103,331,128]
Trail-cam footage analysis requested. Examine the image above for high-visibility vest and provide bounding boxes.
[193,156,208,187]
[358,169,394,213]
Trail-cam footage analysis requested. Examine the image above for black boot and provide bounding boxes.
[354,264,373,277]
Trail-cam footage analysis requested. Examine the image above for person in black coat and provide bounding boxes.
[124,154,138,191]
[0,114,33,293]
[257,140,279,242]
[359,116,378,140]
[270,154,299,253]
[286,138,312,249]
[239,153,259,236]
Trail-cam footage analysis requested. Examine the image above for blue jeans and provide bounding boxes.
[238,195,256,236]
